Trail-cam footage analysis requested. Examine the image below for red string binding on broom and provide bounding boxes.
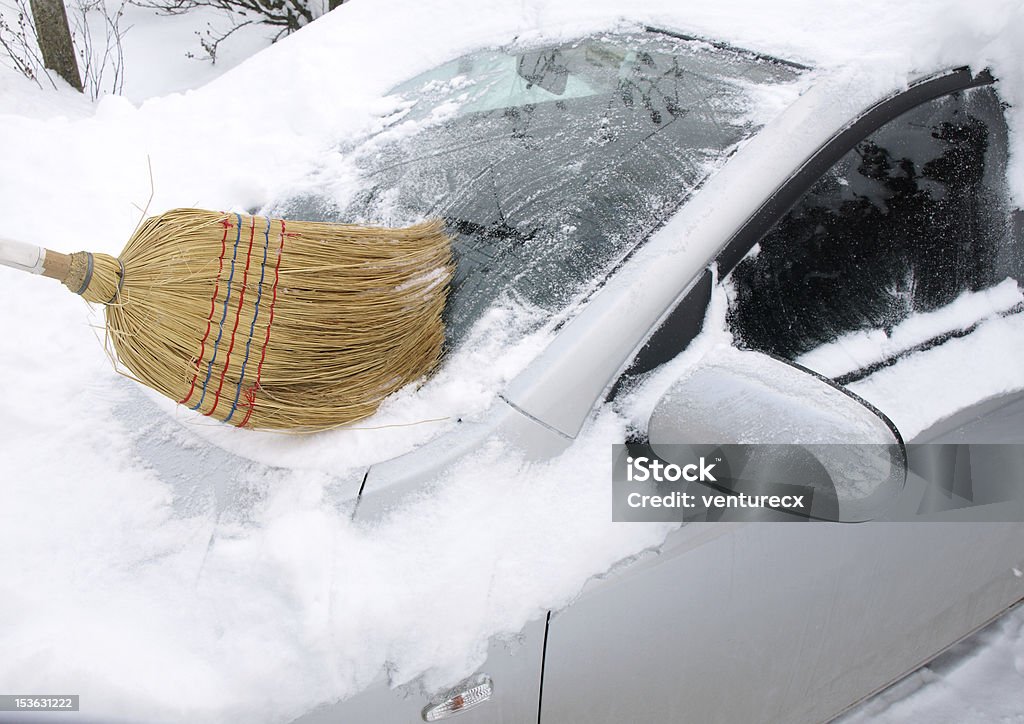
[206,215,257,418]
[238,219,285,428]
[180,217,232,405]
[238,385,259,429]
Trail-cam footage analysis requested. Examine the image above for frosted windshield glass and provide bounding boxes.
[286,32,804,341]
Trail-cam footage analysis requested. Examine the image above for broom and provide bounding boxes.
[0,209,453,431]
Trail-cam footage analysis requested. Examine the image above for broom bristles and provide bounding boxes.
[82,208,452,431]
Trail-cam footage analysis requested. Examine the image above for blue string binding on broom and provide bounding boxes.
[224,217,271,424]
[191,212,242,412]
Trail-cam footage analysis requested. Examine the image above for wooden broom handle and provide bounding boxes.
[0,238,72,280]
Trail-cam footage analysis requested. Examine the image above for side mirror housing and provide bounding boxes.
[647,347,906,522]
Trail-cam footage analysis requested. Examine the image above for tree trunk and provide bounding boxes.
[28,0,82,92]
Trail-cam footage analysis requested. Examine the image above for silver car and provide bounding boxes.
[271,27,1024,724]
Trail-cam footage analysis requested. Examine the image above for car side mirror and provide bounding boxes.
[647,346,906,522]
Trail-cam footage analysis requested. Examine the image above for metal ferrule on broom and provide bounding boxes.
[0,238,124,303]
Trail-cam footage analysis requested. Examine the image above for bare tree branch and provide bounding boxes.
[71,0,128,97]
[136,0,344,63]
[0,0,57,87]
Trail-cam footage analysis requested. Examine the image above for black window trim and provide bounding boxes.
[712,66,996,275]
[612,66,997,395]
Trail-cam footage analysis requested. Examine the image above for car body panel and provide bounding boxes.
[539,521,1024,724]
[914,390,1024,445]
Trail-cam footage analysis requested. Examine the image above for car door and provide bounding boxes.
[538,72,1024,723]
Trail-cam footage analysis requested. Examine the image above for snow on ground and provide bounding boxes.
[0,0,272,110]
[0,0,1024,722]
[111,3,275,102]
[839,602,1024,724]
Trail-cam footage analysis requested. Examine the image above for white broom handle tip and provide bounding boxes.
[0,238,46,275]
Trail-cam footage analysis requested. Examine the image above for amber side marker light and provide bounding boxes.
[421,675,494,721]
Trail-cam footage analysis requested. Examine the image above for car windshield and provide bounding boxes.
[279,30,805,342]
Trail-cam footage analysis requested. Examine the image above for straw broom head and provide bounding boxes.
[4,209,453,431]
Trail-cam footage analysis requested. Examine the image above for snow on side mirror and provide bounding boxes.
[647,346,906,522]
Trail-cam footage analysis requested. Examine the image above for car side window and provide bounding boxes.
[727,85,1023,379]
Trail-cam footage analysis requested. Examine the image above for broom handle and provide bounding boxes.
[0,238,72,281]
